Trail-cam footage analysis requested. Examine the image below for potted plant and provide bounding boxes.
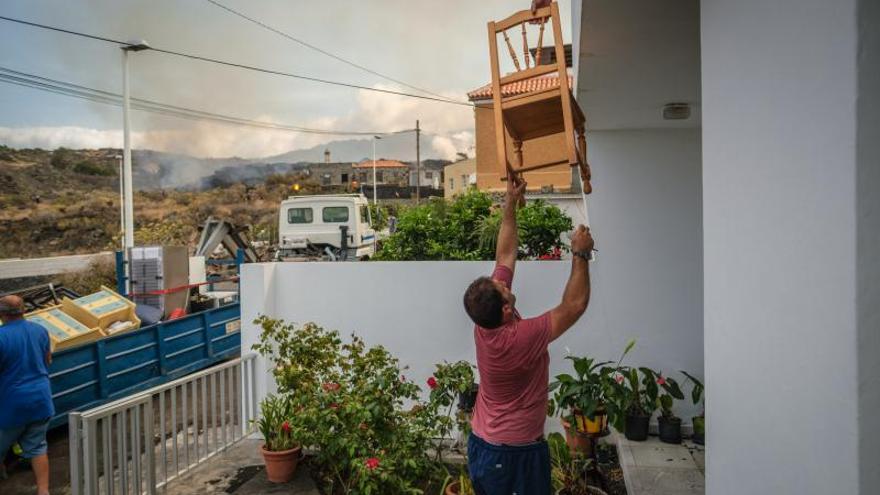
[549,355,613,452]
[431,361,478,495]
[602,340,662,441]
[548,432,608,495]
[444,469,476,495]
[681,371,705,445]
[655,372,685,444]
[256,394,302,483]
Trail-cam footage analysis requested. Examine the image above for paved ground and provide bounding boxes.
[1,425,72,495]
[615,433,705,495]
[163,438,319,494]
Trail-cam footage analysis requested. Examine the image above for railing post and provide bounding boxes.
[144,399,156,495]
[82,417,98,495]
[69,412,82,495]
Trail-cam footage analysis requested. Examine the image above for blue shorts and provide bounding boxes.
[0,418,50,459]
[467,433,551,495]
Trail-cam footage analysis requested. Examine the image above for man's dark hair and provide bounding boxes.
[463,276,505,329]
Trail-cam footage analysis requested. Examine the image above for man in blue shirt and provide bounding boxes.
[0,295,53,495]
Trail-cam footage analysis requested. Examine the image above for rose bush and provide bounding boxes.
[253,316,470,494]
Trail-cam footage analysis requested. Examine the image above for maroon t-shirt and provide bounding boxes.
[471,265,551,445]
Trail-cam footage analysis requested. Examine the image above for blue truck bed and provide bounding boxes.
[48,303,241,428]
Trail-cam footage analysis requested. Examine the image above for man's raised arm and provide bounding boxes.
[496,171,526,272]
[549,225,594,341]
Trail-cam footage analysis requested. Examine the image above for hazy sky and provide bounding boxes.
[0,0,572,159]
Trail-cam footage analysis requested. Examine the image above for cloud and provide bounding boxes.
[431,131,475,161]
[0,84,475,160]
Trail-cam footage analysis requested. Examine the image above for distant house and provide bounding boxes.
[305,162,356,187]
[352,159,410,187]
[467,46,576,194]
[443,158,476,198]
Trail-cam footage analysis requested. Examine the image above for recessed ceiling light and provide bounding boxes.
[663,103,691,120]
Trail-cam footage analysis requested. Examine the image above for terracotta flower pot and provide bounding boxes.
[261,444,302,483]
[561,418,592,455]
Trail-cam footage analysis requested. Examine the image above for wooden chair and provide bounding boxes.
[487,1,592,193]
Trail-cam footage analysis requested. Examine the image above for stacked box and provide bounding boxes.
[24,305,105,351]
[62,286,141,336]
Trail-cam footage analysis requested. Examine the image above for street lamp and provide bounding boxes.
[120,39,150,256]
[372,135,382,204]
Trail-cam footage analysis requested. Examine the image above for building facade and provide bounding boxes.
[467,71,576,193]
[443,158,476,198]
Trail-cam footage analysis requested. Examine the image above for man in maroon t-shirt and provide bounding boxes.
[463,171,594,495]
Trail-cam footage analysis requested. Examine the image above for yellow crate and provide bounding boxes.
[24,305,105,351]
[61,285,141,336]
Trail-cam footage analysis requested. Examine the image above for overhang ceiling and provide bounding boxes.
[573,0,701,130]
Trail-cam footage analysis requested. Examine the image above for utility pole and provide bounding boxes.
[120,40,150,256]
[415,119,421,204]
[116,154,124,251]
[372,135,381,205]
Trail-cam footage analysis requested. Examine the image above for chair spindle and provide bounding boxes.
[503,30,522,71]
[535,18,546,66]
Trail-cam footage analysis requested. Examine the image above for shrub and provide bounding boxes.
[50,147,74,169]
[252,317,460,494]
[374,190,572,261]
[73,160,114,176]
[56,257,117,295]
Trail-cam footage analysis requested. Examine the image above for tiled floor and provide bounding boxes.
[615,433,705,495]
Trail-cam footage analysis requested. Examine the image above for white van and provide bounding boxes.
[276,194,375,261]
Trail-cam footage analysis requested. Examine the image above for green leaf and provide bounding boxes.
[664,378,685,400]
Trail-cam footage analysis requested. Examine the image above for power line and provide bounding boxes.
[0,66,418,136]
[0,14,473,107]
[204,0,462,104]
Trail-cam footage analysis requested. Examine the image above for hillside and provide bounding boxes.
[0,145,331,259]
[0,144,453,259]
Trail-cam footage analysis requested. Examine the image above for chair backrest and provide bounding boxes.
[486,2,569,98]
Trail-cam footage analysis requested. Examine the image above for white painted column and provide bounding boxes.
[702,0,877,493]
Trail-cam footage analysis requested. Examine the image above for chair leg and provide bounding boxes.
[576,127,592,194]
[512,140,525,205]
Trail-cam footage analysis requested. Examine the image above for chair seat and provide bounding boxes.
[501,88,586,143]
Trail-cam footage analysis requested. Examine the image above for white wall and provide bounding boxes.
[702,0,866,493]
[241,128,705,426]
[583,129,704,404]
[242,258,704,430]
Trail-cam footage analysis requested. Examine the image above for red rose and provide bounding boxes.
[329,402,339,410]
[281,421,291,433]
[322,382,340,392]
[427,377,438,389]
[365,457,380,470]
[657,376,666,385]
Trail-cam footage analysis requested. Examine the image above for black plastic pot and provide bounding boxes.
[624,413,650,441]
[458,384,479,412]
[692,416,705,445]
[658,416,682,444]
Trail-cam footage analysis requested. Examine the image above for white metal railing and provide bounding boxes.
[69,354,258,495]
